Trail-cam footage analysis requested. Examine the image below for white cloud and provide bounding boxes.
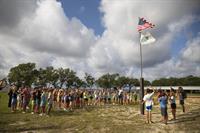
[21,0,96,58]
[89,0,200,79]
[0,0,200,80]
[143,32,200,81]
[181,33,200,63]
[0,0,96,78]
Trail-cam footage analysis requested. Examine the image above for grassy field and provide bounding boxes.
[0,92,200,133]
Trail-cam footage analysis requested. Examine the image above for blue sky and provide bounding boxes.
[0,0,200,80]
[61,0,104,35]
[171,20,200,57]
[60,0,200,61]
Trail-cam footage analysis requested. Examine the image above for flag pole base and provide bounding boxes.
[140,77,144,115]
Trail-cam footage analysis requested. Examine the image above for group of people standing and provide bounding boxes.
[8,86,138,116]
[142,86,187,125]
[7,85,187,122]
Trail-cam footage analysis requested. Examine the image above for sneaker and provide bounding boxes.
[31,112,34,114]
[22,112,26,114]
[39,113,43,116]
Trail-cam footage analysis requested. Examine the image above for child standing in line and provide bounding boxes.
[22,87,28,113]
[83,91,88,106]
[68,91,73,111]
[17,88,22,110]
[35,89,41,113]
[142,88,155,124]
[8,87,13,108]
[107,91,111,104]
[63,91,68,111]
[30,89,36,114]
[158,90,168,125]
[11,87,17,112]
[170,88,176,120]
[47,89,53,116]
[40,89,47,116]
[177,86,186,113]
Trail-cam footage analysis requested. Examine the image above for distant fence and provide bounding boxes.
[135,86,200,91]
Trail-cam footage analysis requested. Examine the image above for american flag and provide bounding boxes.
[137,17,155,32]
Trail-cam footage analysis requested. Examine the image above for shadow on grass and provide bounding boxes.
[0,125,60,132]
[168,107,200,124]
[51,110,80,116]
[51,104,118,116]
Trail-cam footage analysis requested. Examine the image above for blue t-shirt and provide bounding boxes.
[158,96,167,108]
[41,93,46,105]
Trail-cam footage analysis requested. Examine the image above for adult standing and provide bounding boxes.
[169,88,176,120]
[178,86,187,113]
[8,85,13,108]
[11,87,18,112]
[118,87,123,105]
[158,90,168,125]
[22,87,29,113]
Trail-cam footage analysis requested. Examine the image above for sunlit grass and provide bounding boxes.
[0,92,200,133]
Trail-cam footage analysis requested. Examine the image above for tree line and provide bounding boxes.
[4,63,200,89]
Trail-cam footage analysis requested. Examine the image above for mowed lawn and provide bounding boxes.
[0,92,200,133]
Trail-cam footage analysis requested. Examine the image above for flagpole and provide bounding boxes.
[138,17,155,115]
[139,32,144,115]
[139,32,143,78]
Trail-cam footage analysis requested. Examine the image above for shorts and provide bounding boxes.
[118,95,123,99]
[11,99,17,106]
[161,107,168,117]
[171,103,176,109]
[146,105,152,111]
[180,100,184,105]
[40,102,46,107]
[84,98,88,101]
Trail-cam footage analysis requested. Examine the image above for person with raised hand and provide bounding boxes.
[142,88,155,124]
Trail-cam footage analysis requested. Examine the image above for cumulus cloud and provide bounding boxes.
[88,0,200,79]
[181,33,200,63]
[0,0,37,35]
[21,0,96,58]
[0,0,96,78]
[0,0,200,80]
[143,32,200,81]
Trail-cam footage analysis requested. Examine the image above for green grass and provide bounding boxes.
[1,92,200,133]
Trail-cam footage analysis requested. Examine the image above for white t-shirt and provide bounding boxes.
[118,89,123,95]
[143,92,154,107]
